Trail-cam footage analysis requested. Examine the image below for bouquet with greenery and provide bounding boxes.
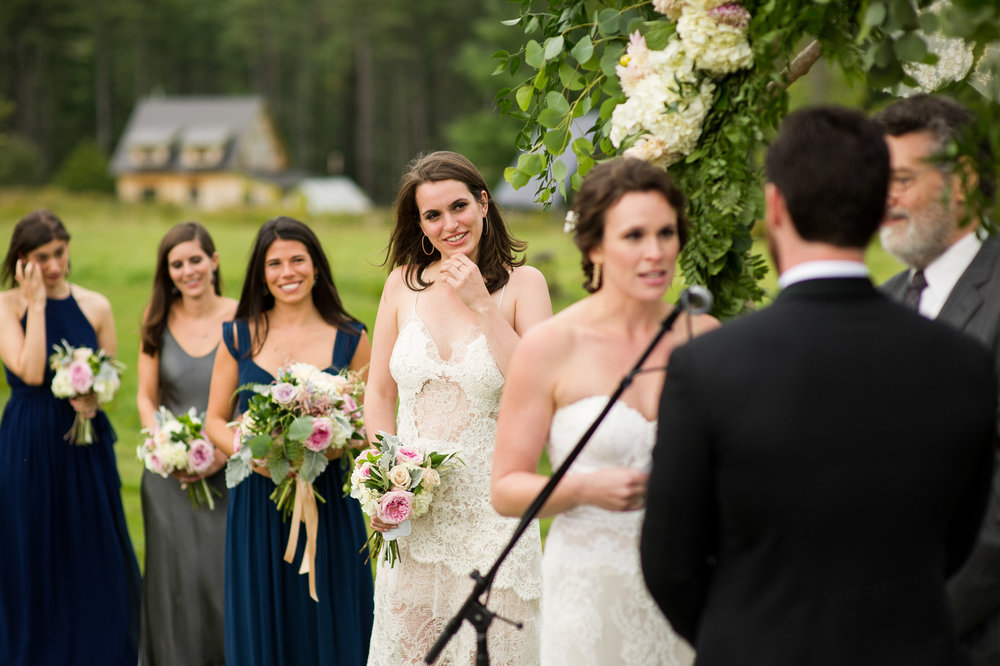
[137,406,220,510]
[350,432,463,567]
[49,339,124,445]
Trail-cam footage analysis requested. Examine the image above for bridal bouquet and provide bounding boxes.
[350,432,462,567]
[49,339,124,445]
[137,406,220,510]
[226,362,366,600]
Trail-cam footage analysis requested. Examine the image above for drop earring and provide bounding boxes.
[590,263,602,290]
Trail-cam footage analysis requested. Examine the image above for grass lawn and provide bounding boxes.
[0,188,903,564]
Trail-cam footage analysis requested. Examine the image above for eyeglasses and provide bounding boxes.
[888,167,940,194]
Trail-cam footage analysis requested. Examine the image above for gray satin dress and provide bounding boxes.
[139,327,228,666]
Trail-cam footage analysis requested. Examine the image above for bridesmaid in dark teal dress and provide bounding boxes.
[136,222,237,666]
[0,210,141,665]
[205,217,374,665]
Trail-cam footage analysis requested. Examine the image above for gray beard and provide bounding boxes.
[879,204,954,270]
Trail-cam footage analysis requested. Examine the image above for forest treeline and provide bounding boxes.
[0,0,524,201]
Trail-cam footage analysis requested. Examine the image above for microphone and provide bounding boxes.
[679,285,713,314]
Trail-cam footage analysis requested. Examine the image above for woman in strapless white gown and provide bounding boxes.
[492,157,719,666]
[364,151,552,665]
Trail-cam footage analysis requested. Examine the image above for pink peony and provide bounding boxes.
[396,446,422,465]
[342,395,358,414]
[708,3,751,30]
[358,461,372,480]
[270,382,299,405]
[67,359,94,394]
[305,417,334,452]
[188,439,214,473]
[377,489,414,524]
[149,453,167,476]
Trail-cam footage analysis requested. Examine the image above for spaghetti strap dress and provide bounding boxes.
[139,326,229,666]
[222,319,374,666]
[0,292,141,665]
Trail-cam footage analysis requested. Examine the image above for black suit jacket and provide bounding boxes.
[884,236,1000,663]
[641,277,997,666]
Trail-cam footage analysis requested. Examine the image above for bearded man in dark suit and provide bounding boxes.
[876,93,1000,665]
[640,106,998,666]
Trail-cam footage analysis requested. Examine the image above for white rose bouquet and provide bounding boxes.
[225,362,366,601]
[350,431,462,567]
[137,406,220,510]
[48,339,124,445]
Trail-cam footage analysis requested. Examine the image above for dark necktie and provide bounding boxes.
[902,270,927,311]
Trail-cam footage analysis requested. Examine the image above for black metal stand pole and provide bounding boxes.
[424,288,709,664]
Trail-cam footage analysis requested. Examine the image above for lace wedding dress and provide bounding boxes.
[368,304,542,665]
[543,396,694,666]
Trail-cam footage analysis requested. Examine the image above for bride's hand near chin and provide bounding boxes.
[577,467,649,512]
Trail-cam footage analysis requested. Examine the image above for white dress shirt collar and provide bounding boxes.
[915,231,982,319]
[777,260,870,289]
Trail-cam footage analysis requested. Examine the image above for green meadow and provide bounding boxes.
[0,189,904,564]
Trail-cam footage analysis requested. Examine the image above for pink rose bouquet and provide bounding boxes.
[350,431,462,566]
[224,362,367,601]
[137,406,221,510]
[48,339,124,445]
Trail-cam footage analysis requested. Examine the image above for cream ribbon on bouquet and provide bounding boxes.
[283,476,320,602]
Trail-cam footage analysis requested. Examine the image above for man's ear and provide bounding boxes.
[764,183,786,231]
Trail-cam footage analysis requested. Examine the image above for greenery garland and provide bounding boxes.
[496,0,1000,316]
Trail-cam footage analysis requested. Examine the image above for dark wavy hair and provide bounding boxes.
[385,150,526,293]
[873,93,995,202]
[2,210,71,288]
[569,157,689,293]
[236,216,360,356]
[140,221,223,355]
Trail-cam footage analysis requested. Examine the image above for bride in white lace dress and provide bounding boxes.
[492,158,719,665]
[364,151,552,665]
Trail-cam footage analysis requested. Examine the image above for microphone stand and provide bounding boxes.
[425,288,710,664]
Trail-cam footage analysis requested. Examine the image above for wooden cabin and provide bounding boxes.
[110,96,290,210]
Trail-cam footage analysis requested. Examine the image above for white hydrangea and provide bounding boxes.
[51,370,74,398]
[159,441,190,472]
[610,3,751,168]
[678,8,752,75]
[412,490,433,517]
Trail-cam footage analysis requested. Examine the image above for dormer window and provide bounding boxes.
[126,126,176,168]
[179,126,231,169]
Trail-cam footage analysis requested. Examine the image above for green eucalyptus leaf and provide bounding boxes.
[517,152,546,176]
[525,40,544,69]
[894,32,928,62]
[545,91,570,115]
[248,433,272,459]
[537,108,565,129]
[515,85,533,112]
[570,35,594,64]
[543,128,571,155]
[544,35,565,60]
[287,416,314,442]
[597,8,621,36]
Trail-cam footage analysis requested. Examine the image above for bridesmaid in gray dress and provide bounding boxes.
[136,222,237,666]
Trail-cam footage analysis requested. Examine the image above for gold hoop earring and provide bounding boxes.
[590,263,602,290]
[421,235,434,256]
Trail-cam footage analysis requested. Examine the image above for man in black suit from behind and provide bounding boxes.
[876,94,1000,665]
[640,106,998,666]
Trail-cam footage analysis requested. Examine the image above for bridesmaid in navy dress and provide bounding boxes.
[205,216,374,665]
[0,210,141,665]
[136,222,237,665]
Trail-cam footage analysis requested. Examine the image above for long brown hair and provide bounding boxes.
[140,222,223,355]
[2,210,71,287]
[235,216,360,356]
[386,151,526,292]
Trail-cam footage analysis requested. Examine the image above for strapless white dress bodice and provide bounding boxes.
[542,396,693,666]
